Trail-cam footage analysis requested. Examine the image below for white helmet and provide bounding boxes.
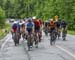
[13,21,17,24]
[50,19,53,21]
[32,16,36,19]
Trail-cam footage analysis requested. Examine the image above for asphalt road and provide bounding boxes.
[0,32,75,60]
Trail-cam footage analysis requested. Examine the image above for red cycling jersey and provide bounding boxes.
[34,20,41,27]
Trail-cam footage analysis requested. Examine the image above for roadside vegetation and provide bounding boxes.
[0,23,11,40]
[67,30,75,35]
[0,0,75,38]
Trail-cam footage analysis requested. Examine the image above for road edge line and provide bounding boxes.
[1,34,10,50]
[56,45,75,58]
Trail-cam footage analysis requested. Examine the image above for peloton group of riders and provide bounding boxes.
[11,15,67,51]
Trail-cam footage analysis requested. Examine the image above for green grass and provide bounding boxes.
[5,23,11,32]
[0,30,6,39]
[68,30,75,35]
[0,23,11,40]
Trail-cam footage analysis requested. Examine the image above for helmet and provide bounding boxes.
[28,18,32,22]
[54,15,58,19]
[13,21,17,24]
[50,19,53,21]
[50,19,54,25]
[32,16,36,19]
[54,15,59,21]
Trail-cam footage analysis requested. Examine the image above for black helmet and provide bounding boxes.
[28,18,32,22]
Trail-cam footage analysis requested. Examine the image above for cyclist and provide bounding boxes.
[11,21,20,46]
[55,18,62,39]
[25,18,34,50]
[61,20,67,29]
[11,21,17,36]
[49,19,56,45]
[32,17,41,47]
[61,20,67,40]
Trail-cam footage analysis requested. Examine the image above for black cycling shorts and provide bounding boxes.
[27,28,32,34]
[35,26,40,32]
[50,28,55,33]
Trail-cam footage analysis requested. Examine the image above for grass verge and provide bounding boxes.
[67,30,75,35]
[0,23,11,40]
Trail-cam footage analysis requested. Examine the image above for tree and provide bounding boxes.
[4,0,12,18]
[0,0,3,8]
[0,7,6,28]
[0,0,75,30]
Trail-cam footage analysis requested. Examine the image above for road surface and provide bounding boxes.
[0,32,75,60]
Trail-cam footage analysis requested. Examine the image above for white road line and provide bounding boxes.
[56,45,75,58]
[1,38,10,50]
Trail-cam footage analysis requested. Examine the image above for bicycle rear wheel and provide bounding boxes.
[50,31,56,45]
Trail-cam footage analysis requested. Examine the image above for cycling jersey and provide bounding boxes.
[26,22,34,33]
[55,21,61,28]
[26,22,34,28]
[34,20,41,31]
[61,21,67,28]
[49,21,56,33]
[12,24,17,32]
[34,20,40,27]
[50,21,55,28]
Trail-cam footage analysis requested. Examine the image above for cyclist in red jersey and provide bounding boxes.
[34,19,40,32]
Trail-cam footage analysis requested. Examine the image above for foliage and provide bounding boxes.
[0,7,6,28]
[0,0,75,30]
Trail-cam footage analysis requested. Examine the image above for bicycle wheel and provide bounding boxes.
[50,30,56,45]
[62,30,67,40]
[13,33,19,46]
[27,34,33,51]
[34,33,39,48]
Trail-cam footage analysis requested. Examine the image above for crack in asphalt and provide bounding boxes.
[22,40,32,60]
